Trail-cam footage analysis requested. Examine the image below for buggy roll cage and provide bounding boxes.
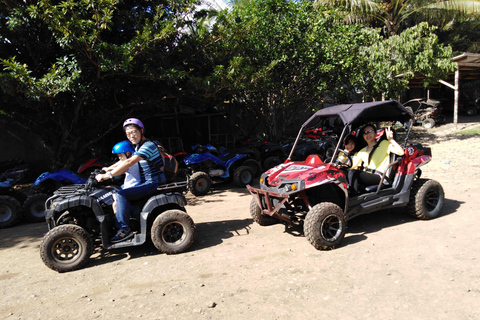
[287,100,414,163]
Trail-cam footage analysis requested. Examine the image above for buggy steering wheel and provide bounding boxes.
[331,149,353,169]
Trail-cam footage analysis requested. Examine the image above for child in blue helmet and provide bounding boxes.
[102,141,140,220]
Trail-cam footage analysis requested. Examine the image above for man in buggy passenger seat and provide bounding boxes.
[348,123,404,194]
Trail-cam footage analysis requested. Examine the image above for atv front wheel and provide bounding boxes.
[304,202,346,250]
[250,197,278,226]
[408,179,444,220]
[0,196,22,228]
[40,224,94,272]
[422,118,435,129]
[23,193,49,223]
[189,171,211,196]
[151,209,195,254]
[233,166,254,187]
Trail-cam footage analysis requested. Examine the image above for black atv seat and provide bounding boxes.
[218,153,237,162]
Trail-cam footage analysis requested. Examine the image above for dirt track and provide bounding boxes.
[1,119,479,320]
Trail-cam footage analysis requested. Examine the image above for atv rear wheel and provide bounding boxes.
[408,179,444,220]
[243,159,262,177]
[40,224,94,272]
[151,209,195,254]
[304,202,346,250]
[263,156,282,170]
[23,193,49,223]
[189,171,211,196]
[233,166,254,187]
[0,196,22,228]
[250,197,278,226]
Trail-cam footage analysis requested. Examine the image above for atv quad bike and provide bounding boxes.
[247,100,445,250]
[40,171,195,272]
[183,145,258,196]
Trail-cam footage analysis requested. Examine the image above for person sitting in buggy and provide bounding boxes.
[348,123,404,194]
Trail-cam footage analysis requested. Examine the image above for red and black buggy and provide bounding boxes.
[247,100,445,250]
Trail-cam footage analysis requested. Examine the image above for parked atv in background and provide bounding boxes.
[22,169,87,224]
[40,170,195,272]
[247,100,444,250]
[183,145,260,196]
[0,161,30,228]
[403,98,446,129]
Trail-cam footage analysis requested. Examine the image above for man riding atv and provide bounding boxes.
[247,100,445,250]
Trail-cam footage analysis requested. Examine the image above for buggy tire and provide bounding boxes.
[407,179,444,220]
[23,193,49,223]
[243,159,262,177]
[263,156,282,170]
[304,202,346,250]
[233,166,254,187]
[151,209,195,254]
[250,197,278,226]
[422,118,435,129]
[189,171,211,196]
[0,196,22,228]
[40,225,94,273]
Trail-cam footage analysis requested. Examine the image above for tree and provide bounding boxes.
[0,0,198,169]
[314,0,480,37]
[202,0,374,140]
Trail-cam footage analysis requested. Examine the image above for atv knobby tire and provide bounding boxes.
[250,197,278,226]
[23,193,49,223]
[304,202,346,250]
[189,171,211,196]
[263,156,282,170]
[408,178,444,220]
[0,196,22,228]
[40,224,94,272]
[233,166,254,187]
[422,118,435,129]
[243,159,262,177]
[151,209,195,254]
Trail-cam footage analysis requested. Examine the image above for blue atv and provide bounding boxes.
[23,169,86,223]
[183,145,259,196]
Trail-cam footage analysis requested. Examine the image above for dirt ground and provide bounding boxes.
[1,116,480,320]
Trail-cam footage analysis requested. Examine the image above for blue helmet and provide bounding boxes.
[112,141,135,155]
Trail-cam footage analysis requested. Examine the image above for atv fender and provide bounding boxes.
[46,195,105,229]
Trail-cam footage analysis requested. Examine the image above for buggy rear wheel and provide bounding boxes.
[151,210,195,254]
[189,171,211,196]
[250,197,278,226]
[408,179,444,220]
[0,196,22,228]
[304,202,346,250]
[23,193,49,223]
[40,224,94,272]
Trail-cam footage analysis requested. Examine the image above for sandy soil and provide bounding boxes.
[1,117,480,320]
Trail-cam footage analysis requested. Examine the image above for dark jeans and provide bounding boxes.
[115,182,159,229]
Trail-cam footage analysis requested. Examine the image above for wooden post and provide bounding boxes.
[454,65,459,128]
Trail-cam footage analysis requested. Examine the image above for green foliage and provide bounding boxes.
[0,0,197,168]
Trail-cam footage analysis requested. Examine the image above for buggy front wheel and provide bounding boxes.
[304,202,346,250]
[151,210,195,254]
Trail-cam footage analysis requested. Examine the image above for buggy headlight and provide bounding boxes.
[284,183,297,192]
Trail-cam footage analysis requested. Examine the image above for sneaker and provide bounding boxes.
[110,228,133,243]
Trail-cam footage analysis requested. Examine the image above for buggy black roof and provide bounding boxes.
[304,100,413,128]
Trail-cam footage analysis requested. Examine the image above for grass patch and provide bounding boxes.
[456,125,480,135]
